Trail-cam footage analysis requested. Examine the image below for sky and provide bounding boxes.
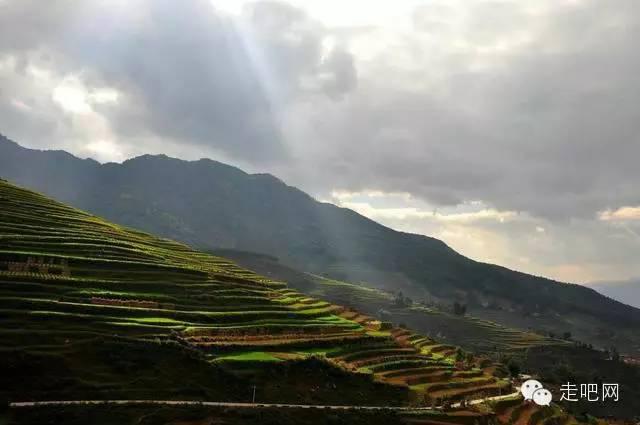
[1,0,639,284]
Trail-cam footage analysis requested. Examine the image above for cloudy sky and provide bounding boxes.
[1,0,640,284]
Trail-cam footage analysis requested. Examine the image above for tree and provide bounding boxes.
[610,346,620,362]
[394,291,409,307]
[562,331,572,340]
[507,360,521,378]
[453,302,467,316]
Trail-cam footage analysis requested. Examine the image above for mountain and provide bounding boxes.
[587,279,640,309]
[1,134,640,354]
[1,178,558,425]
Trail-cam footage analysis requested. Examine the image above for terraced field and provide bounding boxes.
[211,250,567,360]
[322,322,511,403]
[307,276,564,354]
[0,180,512,410]
[397,394,585,425]
[0,181,365,358]
[492,397,580,425]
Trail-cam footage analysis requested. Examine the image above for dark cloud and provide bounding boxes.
[276,0,640,221]
[0,0,357,162]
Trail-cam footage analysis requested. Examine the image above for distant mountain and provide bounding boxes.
[587,279,640,309]
[2,134,640,352]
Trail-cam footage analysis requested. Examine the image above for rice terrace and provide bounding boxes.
[0,180,589,424]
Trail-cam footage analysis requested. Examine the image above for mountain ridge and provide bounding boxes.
[587,278,640,309]
[1,134,639,353]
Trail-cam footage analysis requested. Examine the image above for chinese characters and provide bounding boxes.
[560,383,619,402]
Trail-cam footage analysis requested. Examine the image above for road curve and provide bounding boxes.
[9,392,521,411]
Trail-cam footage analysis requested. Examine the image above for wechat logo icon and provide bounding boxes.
[521,379,552,406]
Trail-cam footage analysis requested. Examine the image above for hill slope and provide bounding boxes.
[1,135,639,353]
[211,248,565,355]
[0,179,520,416]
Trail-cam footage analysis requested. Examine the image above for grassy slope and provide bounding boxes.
[0,180,515,420]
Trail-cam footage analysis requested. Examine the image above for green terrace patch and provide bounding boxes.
[216,351,285,362]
